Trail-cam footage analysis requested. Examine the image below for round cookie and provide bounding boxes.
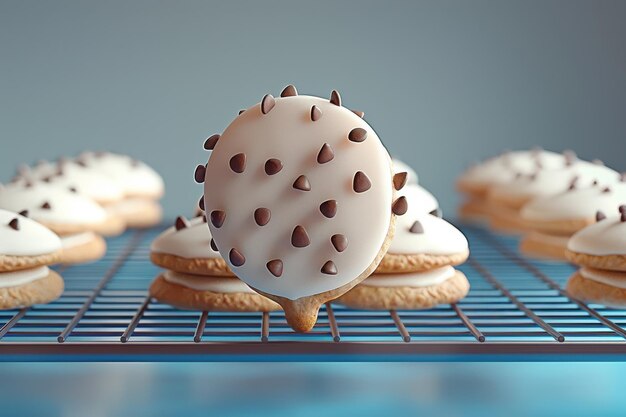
[150,215,234,276]
[0,266,64,310]
[149,272,280,312]
[338,267,469,310]
[565,208,626,271]
[392,158,418,185]
[376,213,468,274]
[106,198,163,229]
[519,231,571,261]
[0,209,62,272]
[200,86,404,332]
[567,268,626,308]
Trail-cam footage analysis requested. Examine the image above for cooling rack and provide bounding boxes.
[2,224,626,361]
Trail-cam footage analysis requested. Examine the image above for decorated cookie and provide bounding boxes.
[566,267,626,308]
[565,207,626,271]
[519,230,572,261]
[106,198,163,229]
[392,158,418,185]
[0,209,62,272]
[0,266,64,310]
[199,86,404,332]
[401,184,440,217]
[150,215,234,276]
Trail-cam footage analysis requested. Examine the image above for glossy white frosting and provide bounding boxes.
[163,270,255,293]
[204,94,393,300]
[60,232,97,250]
[568,217,626,255]
[397,184,439,216]
[151,217,219,259]
[0,266,49,288]
[0,209,61,256]
[362,266,455,288]
[390,212,468,255]
[392,158,418,185]
[580,267,626,290]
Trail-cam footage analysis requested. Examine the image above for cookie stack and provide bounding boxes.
[149,215,279,312]
[565,207,626,307]
[0,209,64,309]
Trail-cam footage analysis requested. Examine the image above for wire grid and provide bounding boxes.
[2,224,626,361]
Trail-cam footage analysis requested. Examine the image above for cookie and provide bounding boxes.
[458,199,490,223]
[149,272,280,312]
[57,232,107,265]
[488,205,528,235]
[518,231,570,261]
[565,207,626,271]
[0,267,64,310]
[200,86,402,332]
[375,211,468,273]
[566,268,626,307]
[107,198,163,229]
[392,158,418,185]
[150,215,234,276]
[338,267,469,309]
[0,209,62,272]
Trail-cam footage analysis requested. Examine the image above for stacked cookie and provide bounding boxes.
[149,215,279,312]
[565,207,626,307]
[0,209,64,309]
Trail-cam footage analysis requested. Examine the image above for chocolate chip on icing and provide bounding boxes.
[331,234,347,252]
[602,187,611,193]
[592,179,599,186]
[393,172,408,191]
[621,212,626,222]
[317,143,334,164]
[563,150,577,166]
[229,153,246,173]
[593,159,604,166]
[8,218,19,231]
[264,158,283,175]
[68,186,78,193]
[321,260,337,275]
[175,216,189,231]
[353,171,371,193]
[204,134,220,150]
[41,202,51,210]
[254,208,271,226]
[409,220,424,234]
[18,210,28,218]
[202,214,207,223]
[261,94,276,114]
[291,225,310,248]
[210,238,218,252]
[198,196,205,211]
[621,173,626,182]
[348,128,367,143]
[238,110,245,115]
[194,164,206,183]
[280,85,298,97]
[293,175,311,191]
[320,200,337,218]
[210,210,226,228]
[595,211,606,222]
[310,105,322,121]
[266,259,283,277]
[429,208,443,218]
[392,196,408,215]
[229,248,245,267]
[352,110,365,118]
[568,177,578,191]
[620,205,626,214]
[329,90,341,106]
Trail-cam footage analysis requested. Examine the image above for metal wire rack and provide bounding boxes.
[2,224,626,361]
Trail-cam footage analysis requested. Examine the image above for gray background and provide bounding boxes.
[1,0,625,218]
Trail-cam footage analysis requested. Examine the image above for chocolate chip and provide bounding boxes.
[621,173,626,182]
[204,134,220,150]
[210,238,218,252]
[348,128,367,143]
[229,153,246,173]
[619,205,626,214]
[238,110,245,115]
[331,234,347,252]
[622,212,626,222]
[593,159,604,166]
[320,200,337,218]
[568,177,578,191]
[68,186,78,193]
[596,211,606,222]
[352,110,364,118]
[254,208,271,226]
[264,158,283,175]
[353,171,371,193]
[175,216,189,230]
[393,172,408,191]
[261,94,276,114]
[592,179,599,186]
[409,220,424,234]
[18,210,28,218]
[602,187,611,193]
[293,175,311,191]
[198,196,205,211]
[41,202,51,210]
[563,150,577,165]
[392,196,408,215]
[310,105,322,121]
[329,90,341,106]
[76,159,88,168]
[194,164,206,183]
[202,214,207,223]
[229,248,245,267]
[321,260,337,275]
[429,208,442,218]
[280,85,298,97]
[317,143,334,164]
[266,259,283,277]
[8,218,19,231]
[291,225,310,248]
[210,210,226,228]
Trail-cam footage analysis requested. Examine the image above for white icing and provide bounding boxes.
[392,158,418,185]
[397,184,439,216]
[568,217,626,256]
[0,182,108,225]
[151,217,220,258]
[0,266,49,288]
[204,94,394,300]
[362,266,455,288]
[390,212,468,255]
[163,270,255,293]
[18,160,57,179]
[0,209,61,256]
[521,184,626,221]
[580,267,626,290]
[60,232,97,249]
